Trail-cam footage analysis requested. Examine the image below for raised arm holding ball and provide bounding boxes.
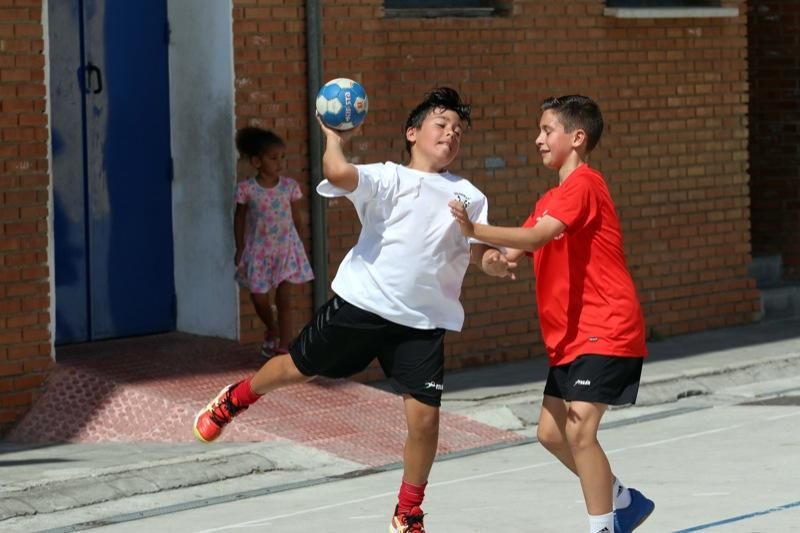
[194,84,514,533]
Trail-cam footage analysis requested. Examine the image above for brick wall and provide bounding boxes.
[0,0,763,432]
[232,0,760,380]
[232,2,317,347]
[748,0,800,280]
[0,0,52,433]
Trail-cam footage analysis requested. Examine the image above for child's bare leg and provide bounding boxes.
[275,281,292,351]
[539,395,632,520]
[249,353,312,395]
[402,395,440,485]
[268,290,279,333]
[250,292,277,336]
[192,353,312,444]
[537,394,578,474]
[565,401,613,516]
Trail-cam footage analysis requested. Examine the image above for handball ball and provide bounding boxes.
[315,78,368,131]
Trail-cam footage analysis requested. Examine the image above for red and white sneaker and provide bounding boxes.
[390,505,426,532]
[192,383,248,443]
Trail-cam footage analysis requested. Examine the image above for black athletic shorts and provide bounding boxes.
[543,354,644,406]
[288,295,446,407]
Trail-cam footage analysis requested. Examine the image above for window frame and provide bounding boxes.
[604,1,739,19]
[383,0,506,19]
[607,0,719,6]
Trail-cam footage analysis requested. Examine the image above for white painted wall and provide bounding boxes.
[167,1,238,339]
[43,0,55,358]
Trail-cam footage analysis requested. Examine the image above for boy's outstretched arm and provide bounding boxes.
[504,248,527,264]
[470,244,518,280]
[449,200,566,252]
[317,115,359,192]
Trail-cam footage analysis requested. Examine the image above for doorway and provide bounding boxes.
[49,0,175,343]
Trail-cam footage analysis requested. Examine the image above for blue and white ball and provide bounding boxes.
[315,78,368,131]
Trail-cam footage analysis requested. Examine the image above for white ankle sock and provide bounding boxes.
[589,511,614,533]
[613,476,631,510]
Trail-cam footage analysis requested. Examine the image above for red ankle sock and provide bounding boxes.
[231,378,262,406]
[397,479,426,515]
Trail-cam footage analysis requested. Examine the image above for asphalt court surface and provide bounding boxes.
[47,398,799,533]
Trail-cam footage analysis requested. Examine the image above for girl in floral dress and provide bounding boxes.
[234,127,314,357]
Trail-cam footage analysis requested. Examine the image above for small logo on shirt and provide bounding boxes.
[453,192,471,209]
[574,379,591,387]
[424,381,444,391]
[589,336,599,342]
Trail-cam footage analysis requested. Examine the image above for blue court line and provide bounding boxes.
[674,500,800,532]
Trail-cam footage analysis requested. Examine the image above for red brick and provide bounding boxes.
[12,373,44,389]
[0,361,23,376]
[0,391,33,406]
[0,0,768,431]
[6,342,39,359]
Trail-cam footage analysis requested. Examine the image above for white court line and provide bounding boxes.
[192,459,567,531]
[192,490,396,531]
[192,408,800,533]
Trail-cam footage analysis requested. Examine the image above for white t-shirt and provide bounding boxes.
[316,162,488,331]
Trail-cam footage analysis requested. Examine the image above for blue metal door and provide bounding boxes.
[50,0,175,343]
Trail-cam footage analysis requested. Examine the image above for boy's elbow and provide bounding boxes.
[506,248,526,262]
[324,163,356,187]
[322,160,344,180]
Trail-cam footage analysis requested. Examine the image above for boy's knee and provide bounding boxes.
[407,406,440,436]
[416,413,439,434]
[564,421,597,451]
[276,354,312,383]
[536,424,565,450]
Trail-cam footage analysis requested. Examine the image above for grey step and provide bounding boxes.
[761,285,800,321]
[750,255,783,289]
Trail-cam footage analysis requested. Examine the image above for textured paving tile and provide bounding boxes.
[8,333,523,466]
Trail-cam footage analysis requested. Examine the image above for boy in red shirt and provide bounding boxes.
[449,95,654,533]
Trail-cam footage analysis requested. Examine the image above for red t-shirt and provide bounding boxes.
[523,164,647,366]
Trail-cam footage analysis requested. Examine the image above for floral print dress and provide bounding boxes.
[235,176,314,293]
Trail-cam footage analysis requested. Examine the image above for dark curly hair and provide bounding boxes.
[403,87,471,154]
[235,127,285,159]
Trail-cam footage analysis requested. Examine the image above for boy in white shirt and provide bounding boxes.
[193,87,515,533]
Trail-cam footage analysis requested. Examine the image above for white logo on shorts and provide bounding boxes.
[424,381,444,391]
[574,379,591,387]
